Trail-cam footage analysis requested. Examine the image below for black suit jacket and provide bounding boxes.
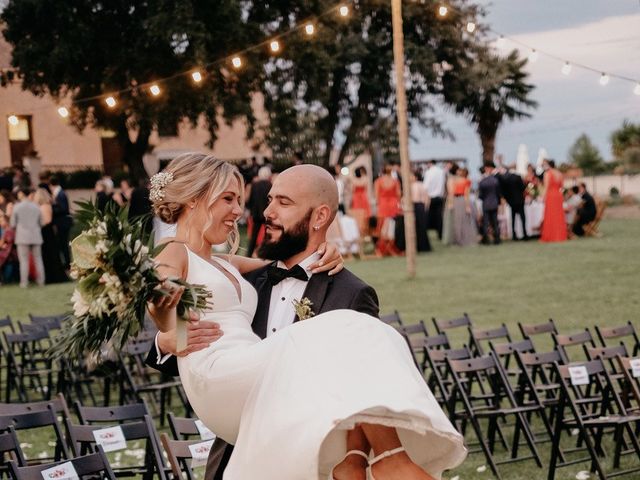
[144,263,379,480]
[496,172,525,208]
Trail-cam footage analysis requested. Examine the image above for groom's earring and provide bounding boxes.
[313,226,320,231]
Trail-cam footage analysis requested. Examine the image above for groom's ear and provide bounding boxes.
[311,204,332,230]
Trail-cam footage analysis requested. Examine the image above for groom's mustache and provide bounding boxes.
[264,220,284,232]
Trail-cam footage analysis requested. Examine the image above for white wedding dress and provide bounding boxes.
[178,247,467,479]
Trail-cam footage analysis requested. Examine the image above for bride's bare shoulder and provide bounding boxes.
[154,238,188,272]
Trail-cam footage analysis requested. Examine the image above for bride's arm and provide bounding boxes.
[147,240,188,332]
[225,242,345,275]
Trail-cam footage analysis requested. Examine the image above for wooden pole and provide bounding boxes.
[391,0,417,278]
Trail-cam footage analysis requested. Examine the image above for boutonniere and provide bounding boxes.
[292,297,315,320]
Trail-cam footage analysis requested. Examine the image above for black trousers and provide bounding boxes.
[510,204,527,240]
[482,209,500,244]
[426,197,444,240]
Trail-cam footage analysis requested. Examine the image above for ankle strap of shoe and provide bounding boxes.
[369,446,405,466]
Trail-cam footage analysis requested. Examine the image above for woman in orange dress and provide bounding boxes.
[374,164,401,256]
[350,166,371,235]
[540,159,567,242]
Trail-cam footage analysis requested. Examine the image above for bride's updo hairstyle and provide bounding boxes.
[151,153,244,253]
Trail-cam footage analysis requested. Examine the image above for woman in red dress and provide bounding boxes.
[374,164,401,256]
[540,159,567,242]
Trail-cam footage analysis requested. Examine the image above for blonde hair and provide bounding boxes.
[33,188,52,206]
[152,153,245,253]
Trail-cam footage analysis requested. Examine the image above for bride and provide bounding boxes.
[148,154,466,480]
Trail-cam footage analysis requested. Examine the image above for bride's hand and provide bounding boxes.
[309,242,344,276]
[147,279,185,332]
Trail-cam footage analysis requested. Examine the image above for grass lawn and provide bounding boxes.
[1,217,639,479]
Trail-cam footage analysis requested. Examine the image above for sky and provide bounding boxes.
[410,0,640,172]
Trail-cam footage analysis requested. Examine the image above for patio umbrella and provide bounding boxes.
[516,144,530,176]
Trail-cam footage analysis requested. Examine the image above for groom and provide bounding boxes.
[145,164,379,479]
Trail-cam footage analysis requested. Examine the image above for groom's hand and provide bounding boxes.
[157,318,223,357]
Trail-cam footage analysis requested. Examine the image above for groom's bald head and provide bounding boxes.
[275,164,339,219]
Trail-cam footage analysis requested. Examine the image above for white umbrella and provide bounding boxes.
[515,144,530,176]
[536,147,548,176]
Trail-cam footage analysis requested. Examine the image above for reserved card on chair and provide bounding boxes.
[40,462,79,480]
[92,425,127,452]
[194,419,216,440]
[189,440,214,468]
[630,359,640,378]
[568,365,589,385]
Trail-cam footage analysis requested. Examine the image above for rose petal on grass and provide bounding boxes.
[476,465,487,473]
[576,471,590,480]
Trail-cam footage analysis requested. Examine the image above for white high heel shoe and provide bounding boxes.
[366,446,406,480]
[329,450,369,480]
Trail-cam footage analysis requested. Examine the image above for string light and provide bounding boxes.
[191,71,203,83]
[466,22,476,33]
[8,115,19,126]
[57,107,69,118]
[150,84,161,96]
[635,84,640,96]
[105,96,117,108]
[339,5,349,17]
[305,23,315,36]
[496,35,506,49]
[438,5,448,17]
[270,40,281,53]
[528,49,539,63]
[231,56,242,69]
[561,62,572,76]
[599,73,610,86]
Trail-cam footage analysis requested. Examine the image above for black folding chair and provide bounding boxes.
[396,320,429,370]
[432,313,473,348]
[553,329,598,364]
[548,359,640,480]
[167,413,214,441]
[380,310,403,327]
[445,353,543,480]
[518,318,558,351]
[9,446,116,480]
[470,323,512,357]
[596,322,640,357]
[0,425,26,478]
[424,345,473,410]
[161,432,213,480]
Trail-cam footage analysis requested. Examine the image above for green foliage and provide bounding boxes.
[610,121,640,174]
[567,133,605,175]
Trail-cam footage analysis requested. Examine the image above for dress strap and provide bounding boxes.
[367,447,406,480]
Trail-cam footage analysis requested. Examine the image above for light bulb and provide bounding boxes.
[105,96,117,108]
[466,22,476,33]
[339,5,349,17]
[561,62,572,76]
[305,23,315,36]
[438,5,448,17]
[634,84,640,96]
[599,73,609,86]
[8,115,19,126]
[270,40,280,53]
[57,107,69,118]
[150,84,161,96]
[232,56,242,69]
[496,36,506,49]
[528,50,538,62]
[191,71,202,83]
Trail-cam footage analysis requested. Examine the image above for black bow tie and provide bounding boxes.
[267,264,309,285]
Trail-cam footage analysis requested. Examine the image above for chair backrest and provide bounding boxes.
[0,425,26,467]
[0,315,14,332]
[490,338,536,357]
[0,393,71,418]
[596,322,639,356]
[380,311,403,327]
[160,433,212,480]
[470,323,511,356]
[615,355,640,413]
[9,447,116,480]
[553,329,596,363]
[518,319,558,351]
[167,413,207,441]
[422,333,451,351]
[585,344,628,361]
[432,313,472,334]
[28,314,65,329]
[75,402,149,424]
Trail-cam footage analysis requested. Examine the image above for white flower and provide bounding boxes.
[95,239,111,255]
[95,221,108,236]
[71,289,90,317]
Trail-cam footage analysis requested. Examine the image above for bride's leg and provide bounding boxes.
[360,424,435,480]
[331,425,369,480]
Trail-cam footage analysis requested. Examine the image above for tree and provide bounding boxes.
[247,0,484,167]
[568,134,605,175]
[610,121,640,174]
[1,1,261,179]
[439,49,537,166]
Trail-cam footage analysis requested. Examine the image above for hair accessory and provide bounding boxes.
[149,172,174,203]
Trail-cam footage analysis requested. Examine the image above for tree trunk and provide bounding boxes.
[116,117,152,182]
[478,126,498,166]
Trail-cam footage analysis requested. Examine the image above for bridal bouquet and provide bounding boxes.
[51,201,211,359]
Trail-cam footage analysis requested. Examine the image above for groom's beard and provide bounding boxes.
[258,209,312,261]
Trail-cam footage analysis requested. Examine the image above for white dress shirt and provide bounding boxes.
[423,165,446,198]
[266,253,319,336]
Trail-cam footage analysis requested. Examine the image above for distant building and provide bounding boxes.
[0,36,268,175]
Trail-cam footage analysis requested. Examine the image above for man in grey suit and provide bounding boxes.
[10,188,45,287]
[146,164,379,480]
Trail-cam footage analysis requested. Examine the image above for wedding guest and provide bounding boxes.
[524,164,541,201]
[449,167,477,247]
[497,166,528,240]
[572,183,597,237]
[0,213,18,284]
[478,164,502,245]
[113,178,134,207]
[0,168,13,191]
[350,166,371,235]
[128,179,153,234]
[0,189,15,218]
[33,188,68,284]
[374,163,401,256]
[50,175,73,269]
[540,159,567,243]
[246,166,272,257]
[10,188,45,288]
[423,160,446,240]
[563,186,582,228]
[94,180,112,212]
[410,171,431,252]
